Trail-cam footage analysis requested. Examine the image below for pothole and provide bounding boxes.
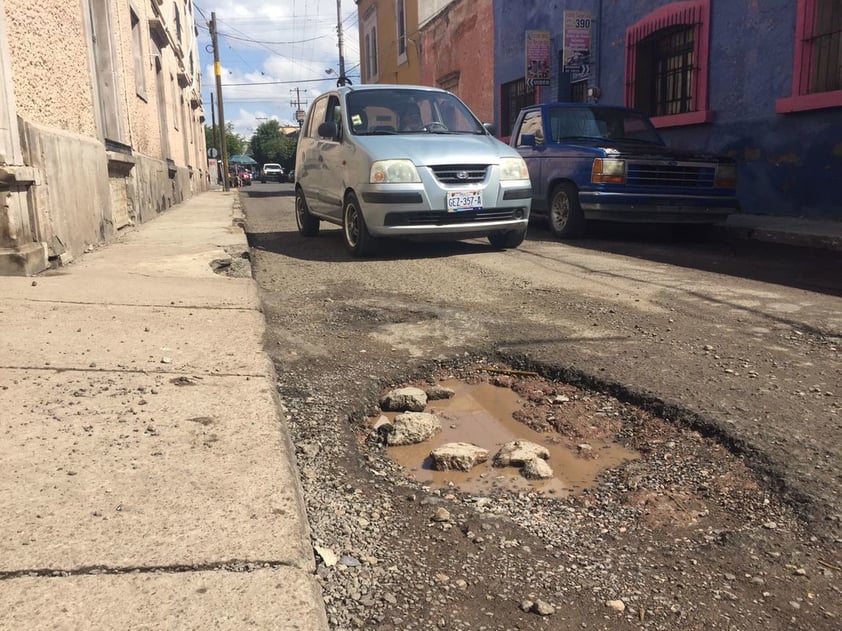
[361,360,792,535]
[368,364,640,497]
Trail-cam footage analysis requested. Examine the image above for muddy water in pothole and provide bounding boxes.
[382,380,639,496]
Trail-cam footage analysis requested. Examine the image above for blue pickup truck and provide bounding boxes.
[510,102,739,238]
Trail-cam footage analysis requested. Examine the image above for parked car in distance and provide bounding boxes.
[228,165,252,187]
[294,84,532,257]
[260,163,284,183]
[510,102,739,238]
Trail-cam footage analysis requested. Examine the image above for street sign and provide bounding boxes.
[525,31,552,88]
[207,147,219,158]
[563,11,592,77]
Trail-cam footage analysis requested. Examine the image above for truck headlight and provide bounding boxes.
[592,158,626,184]
[370,160,421,183]
[714,163,737,188]
[500,156,530,181]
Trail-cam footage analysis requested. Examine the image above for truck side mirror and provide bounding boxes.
[520,134,536,147]
[318,121,339,139]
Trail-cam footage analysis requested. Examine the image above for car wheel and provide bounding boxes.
[488,226,527,249]
[343,193,377,257]
[548,183,585,238]
[295,189,320,237]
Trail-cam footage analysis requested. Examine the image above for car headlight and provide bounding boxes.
[500,156,530,181]
[714,163,737,188]
[591,158,626,184]
[370,160,421,183]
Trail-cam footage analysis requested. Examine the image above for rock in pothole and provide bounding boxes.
[387,412,441,446]
[521,457,554,480]
[492,440,550,467]
[380,387,427,412]
[430,442,489,471]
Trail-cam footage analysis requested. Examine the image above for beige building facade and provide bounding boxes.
[0,0,207,275]
[356,0,421,85]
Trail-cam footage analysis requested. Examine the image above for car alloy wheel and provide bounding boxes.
[549,182,585,239]
[342,193,376,257]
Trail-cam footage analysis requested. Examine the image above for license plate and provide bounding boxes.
[447,191,483,212]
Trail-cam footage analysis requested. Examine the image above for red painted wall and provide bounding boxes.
[420,0,495,124]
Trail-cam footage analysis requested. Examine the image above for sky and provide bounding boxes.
[192,1,361,140]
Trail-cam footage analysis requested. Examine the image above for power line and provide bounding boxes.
[213,31,331,46]
[222,76,359,86]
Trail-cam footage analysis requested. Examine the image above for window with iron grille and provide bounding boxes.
[635,26,695,117]
[570,80,588,103]
[500,78,534,138]
[778,0,842,112]
[625,0,712,127]
[810,0,842,93]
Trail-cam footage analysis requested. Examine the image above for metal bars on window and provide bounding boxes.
[500,78,534,138]
[644,26,695,117]
[809,0,842,93]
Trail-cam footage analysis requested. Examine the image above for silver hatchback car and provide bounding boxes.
[294,84,532,257]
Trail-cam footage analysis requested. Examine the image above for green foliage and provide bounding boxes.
[250,120,297,171]
[204,123,246,160]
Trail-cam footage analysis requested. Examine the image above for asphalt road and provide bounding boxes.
[241,181,842,630]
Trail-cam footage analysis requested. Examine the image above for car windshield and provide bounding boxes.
[346,89,485,136]
[549,107,664,145]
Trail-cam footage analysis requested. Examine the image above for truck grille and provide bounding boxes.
[431,164,489,184]
[384,208,520,226]
[627,161,716,188]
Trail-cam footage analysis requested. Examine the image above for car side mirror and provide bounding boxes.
[520,134,536,147]
[318,121,339,139]
[483,122,497,136]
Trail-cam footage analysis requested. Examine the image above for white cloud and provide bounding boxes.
[196,0,360,138]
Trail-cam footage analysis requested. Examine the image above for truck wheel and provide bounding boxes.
[488,226,527,249]
[343,193,377,257]
[295,189,320,236]
[548,183,585,238]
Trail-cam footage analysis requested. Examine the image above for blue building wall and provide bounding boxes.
[494,0,842,220]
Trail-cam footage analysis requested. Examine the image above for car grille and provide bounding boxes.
[431,164,489,184]
[627,161,716,188]
[383,208,521,226]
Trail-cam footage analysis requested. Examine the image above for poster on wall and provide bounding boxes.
[563,10,592,78]
[525,30,551,89]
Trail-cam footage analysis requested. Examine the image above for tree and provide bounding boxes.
[250,120,297,172]
[204,122,246,159]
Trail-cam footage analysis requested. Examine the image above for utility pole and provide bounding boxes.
[290,88,308,128]
[210,92,219,183]
[209,12,229,191]
[335,0,349,86]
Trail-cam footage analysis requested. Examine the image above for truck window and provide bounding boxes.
[550,108,601,140]
[517,111,544,146]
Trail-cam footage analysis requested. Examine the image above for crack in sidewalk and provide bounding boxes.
[0,560,303,580]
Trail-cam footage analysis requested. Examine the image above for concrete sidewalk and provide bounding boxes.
[0,192,328,630]
[719,212,842,252]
